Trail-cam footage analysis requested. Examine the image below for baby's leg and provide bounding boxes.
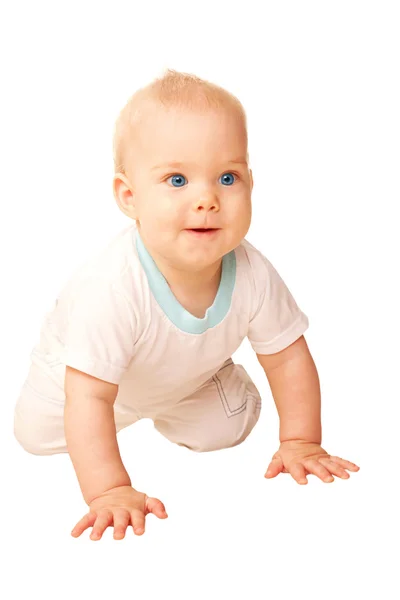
[153,359,262,453]
[14,383,67,455]
[14,362,139,456]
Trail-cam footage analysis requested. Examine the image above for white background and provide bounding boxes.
[1,1,399,598]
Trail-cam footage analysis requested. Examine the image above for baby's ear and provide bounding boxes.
[113,173,138,220]
[249,168,254,191]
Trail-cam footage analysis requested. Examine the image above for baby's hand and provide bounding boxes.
[71,485,168,540]
[264,440,360,484]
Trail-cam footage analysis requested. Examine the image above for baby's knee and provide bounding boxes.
[13,419,45,455]
[13,399,67,456]
[154,399,261,453]
[13,413,50,455]
[14,427,66,456]
[14,435,45,455]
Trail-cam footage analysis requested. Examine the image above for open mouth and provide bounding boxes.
[190,228,214,232]
[187,227,220,232]
[186,228,221,236]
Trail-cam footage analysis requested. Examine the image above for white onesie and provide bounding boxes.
[14,223,309,454]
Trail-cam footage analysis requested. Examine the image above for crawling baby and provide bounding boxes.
[14,69,359,541]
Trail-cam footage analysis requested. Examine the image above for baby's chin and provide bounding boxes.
[182,228,245,254]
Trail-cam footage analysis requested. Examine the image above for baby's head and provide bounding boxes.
[112,69,253,272]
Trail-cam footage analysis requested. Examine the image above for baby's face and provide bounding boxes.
[126,106,252,270]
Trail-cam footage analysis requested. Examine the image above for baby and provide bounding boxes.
[14,69,359,541]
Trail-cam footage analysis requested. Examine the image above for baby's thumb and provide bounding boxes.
[146,496,168,519]
[264,456,283,478]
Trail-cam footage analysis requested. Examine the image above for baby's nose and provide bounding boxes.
[195,192,220,210]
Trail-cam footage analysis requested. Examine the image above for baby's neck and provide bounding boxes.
[165,261,223,319]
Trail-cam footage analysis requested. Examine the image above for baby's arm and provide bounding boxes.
[64,366,131,505]
[64,366,167,541]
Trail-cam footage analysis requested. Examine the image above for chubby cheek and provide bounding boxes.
[140,196,185,236]
[228,200,252,237]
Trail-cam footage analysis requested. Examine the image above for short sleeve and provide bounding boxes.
[246,247,309,355]
[61,278,136,384]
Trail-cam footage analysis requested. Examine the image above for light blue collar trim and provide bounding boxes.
[135,230,236,334]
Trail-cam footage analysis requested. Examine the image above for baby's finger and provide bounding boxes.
[329,456,360,471]
[303,459,334,483]
[112,510,131,540]
[265,457,283,478]
[146,497,168,519]
[90,510,113,541]
[288,462,308,485]
[318,457,350,479]
[71,512,97,537]
[130,510,146,535]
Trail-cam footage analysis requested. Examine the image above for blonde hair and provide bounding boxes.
[113,69,248,176]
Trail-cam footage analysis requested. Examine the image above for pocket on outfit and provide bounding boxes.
[212,361,262,416]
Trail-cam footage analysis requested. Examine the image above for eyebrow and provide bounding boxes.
[151,159,248,172]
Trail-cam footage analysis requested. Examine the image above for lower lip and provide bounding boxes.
[185,229,221,238]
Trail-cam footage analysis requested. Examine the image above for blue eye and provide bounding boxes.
[166,172,237,187]
[168,174,187,187]
[220,173,236,186]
